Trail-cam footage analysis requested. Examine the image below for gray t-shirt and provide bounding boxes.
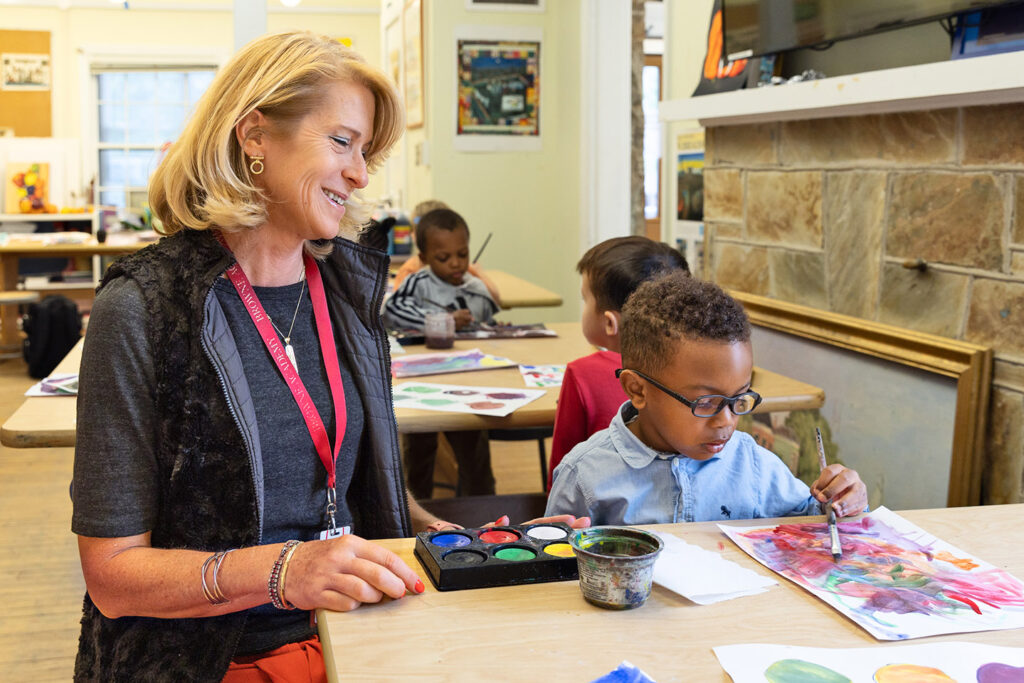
[72,273,365,655]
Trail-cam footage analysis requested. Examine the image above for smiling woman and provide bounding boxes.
[68,31,467,683]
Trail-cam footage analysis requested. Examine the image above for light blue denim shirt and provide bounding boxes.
[545,402,822,525]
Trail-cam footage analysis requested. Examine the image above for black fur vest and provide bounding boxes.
[74,229,410,681]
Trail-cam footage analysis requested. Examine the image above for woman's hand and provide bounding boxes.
[284,535,424,612]
[811,464,867,518]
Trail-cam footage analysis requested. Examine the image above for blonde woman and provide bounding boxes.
[72,32,448,681]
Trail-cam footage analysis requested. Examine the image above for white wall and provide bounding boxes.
[417,0,585,324]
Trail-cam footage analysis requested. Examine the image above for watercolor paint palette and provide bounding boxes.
[414,523,579,591]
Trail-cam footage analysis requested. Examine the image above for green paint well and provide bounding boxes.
[494,547,536,562]
[764,659,851,683]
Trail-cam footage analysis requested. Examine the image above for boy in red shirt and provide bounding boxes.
[549,237,689,487]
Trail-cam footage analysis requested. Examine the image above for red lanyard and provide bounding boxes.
[223,254,347,511]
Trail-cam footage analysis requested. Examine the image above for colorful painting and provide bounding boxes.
[714,642,1024,683]
[392,382,544,417]
[518,364,564,388]
[5,161,51,213]
[721,507,1024,640]
[391,348,517,378]
[457,38,539,139]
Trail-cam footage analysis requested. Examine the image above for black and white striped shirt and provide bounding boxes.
[383,268,499,329]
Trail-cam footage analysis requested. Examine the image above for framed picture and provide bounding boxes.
[466,0,544,12]
[402,0,424,129]
[733,292,992,509]
[1,53,50,91]
[454,26,541,152]
[384,19,402,96]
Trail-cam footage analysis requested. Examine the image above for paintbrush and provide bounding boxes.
[473,232,493,264]
[815,427,843,562]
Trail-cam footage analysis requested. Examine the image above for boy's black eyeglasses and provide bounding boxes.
[615,368,763,418]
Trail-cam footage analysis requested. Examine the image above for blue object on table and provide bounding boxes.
[589,661,656,683]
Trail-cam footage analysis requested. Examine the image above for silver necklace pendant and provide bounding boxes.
[284,341,298,373]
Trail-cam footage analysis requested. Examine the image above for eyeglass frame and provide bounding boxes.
[615,368,763,418]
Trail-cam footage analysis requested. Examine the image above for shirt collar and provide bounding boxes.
[609,401,725,469]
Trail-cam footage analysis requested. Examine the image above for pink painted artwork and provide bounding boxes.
[391,348,517,378]
[721,507,1024,640]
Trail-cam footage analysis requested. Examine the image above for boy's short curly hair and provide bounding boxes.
[577,236,689,313]
[621,271,751,373]
[415,208,469,253]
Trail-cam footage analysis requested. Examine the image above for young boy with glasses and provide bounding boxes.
[545,271,867,525]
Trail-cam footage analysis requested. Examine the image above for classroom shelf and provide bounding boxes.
[660,50,1024,126]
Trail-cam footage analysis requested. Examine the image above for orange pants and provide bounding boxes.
[223,637,327,683]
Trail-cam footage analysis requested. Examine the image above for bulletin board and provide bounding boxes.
[0,30,51,137]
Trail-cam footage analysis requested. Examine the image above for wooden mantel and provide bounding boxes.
[661,50,1024,126]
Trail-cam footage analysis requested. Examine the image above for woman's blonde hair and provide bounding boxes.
[149,31,403,253]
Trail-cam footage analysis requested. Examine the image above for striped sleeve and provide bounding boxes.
[384,270,432,329]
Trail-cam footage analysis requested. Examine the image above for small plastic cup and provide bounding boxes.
[424,311,455,349]
[569,526,664,610]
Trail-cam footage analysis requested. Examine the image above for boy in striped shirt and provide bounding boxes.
[384,208,498,331]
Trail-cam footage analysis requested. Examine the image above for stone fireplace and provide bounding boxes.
[702,103,1024,505]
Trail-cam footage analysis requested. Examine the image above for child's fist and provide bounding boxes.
[810,464,867,517]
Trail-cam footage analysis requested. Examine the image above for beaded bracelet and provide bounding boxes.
[268,540,303,610]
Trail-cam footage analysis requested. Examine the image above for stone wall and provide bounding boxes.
[703,104,1024,505]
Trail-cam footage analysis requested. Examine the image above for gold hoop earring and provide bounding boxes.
[249,155,264,175]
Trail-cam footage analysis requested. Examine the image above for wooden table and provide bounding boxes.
[0,323,825,448]
[0,236,149,347]
[486,270,562,308]
[317,504,1024,682]
[393,322,824,434]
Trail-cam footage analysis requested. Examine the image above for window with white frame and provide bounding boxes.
[94,68,216,210]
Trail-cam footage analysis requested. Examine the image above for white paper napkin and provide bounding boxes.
[652,532,776,605]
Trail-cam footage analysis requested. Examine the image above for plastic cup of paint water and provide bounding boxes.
[424,312,455,349]
[569,526,664,610]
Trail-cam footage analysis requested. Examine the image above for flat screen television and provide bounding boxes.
[722,0,1024,61]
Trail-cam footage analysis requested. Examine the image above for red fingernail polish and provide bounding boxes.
[415,579,425,594]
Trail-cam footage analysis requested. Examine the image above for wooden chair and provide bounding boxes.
[488,426,553,492]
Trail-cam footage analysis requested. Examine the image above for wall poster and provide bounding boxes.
[454,26,541,152]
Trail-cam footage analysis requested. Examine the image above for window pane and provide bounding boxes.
[126,149,158,187]
[100,150,128,186]
[126,104,158,144]
[98,103,125,143]
[99,190,126,208]
[124,72,157,102]
[642,65,660,115]
[156,71,186,104]
[128,190,150,210]
[97,73,124,102]
[187,71,216,107]
[156,104,187,143]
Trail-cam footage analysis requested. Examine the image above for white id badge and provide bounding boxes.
[318,525,351,540]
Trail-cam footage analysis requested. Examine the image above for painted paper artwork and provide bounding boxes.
[518,364,564,388]
[721,507,1024,640]
[713,642,1024,683]
[392,382,544,417]
[391,348,516,378]
[457,39,539,137]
